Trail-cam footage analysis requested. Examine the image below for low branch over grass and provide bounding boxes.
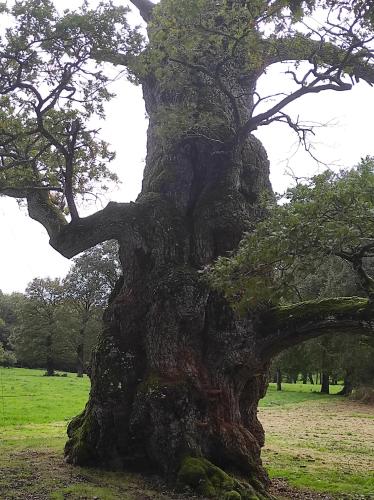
[260,297,374,359]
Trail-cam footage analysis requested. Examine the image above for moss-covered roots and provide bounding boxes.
[177,457,271,499]
[64,409,99,466]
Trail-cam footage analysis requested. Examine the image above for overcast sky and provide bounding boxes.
[1,1,373,294]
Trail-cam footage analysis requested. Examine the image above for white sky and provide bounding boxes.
[0,1,373,294]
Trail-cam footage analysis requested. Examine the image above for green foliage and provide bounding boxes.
[0,290,25,349]
[62,241,121,373]
[13,278,67,371]
[1,0,374,222]
[0,0,143,213]
[272,332,374,391]
[64,240,121,308]
[139,0,297,145]
[0,340,16,367]
[132,0,374,150]
[209,158,374,310]
[8,243,120,373]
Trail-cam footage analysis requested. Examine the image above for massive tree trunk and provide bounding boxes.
[64,5,279,494]
[65,71,275,497]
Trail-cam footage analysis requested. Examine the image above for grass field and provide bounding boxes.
[0,367,90,426]
[260,384,374,498]
[0,367,373,499]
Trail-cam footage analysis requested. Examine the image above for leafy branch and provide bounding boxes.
[208,158,374,310]
[0,0,142,226]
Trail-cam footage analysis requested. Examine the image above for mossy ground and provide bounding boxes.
[0,369,373,499]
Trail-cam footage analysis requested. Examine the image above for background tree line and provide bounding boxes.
[0,241,120,375]
[270,334,374,396]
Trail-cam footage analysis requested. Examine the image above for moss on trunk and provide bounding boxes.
[177,456,272,499]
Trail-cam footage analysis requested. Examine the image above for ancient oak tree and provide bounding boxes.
[1,1,374,498]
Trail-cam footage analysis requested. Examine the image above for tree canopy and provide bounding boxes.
[209,157,374,310]
[0,0,142,226]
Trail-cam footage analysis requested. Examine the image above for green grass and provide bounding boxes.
[0,368,373,499]
[0,367,90,426]
[0,368,175,499]
[267,461,374,496]
[259,381,343,407]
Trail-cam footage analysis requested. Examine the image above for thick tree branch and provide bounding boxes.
[259,297,374,359]
[263,35,374,85]
[48,191,185,260]
[90,49,131,67]
[231,34,374,142]
[129,0,155,22]
[26,190,68,239]
[49,201,139,258]
[333,244,374,299]
[1,186,139,255]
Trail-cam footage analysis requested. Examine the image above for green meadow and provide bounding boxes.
[0,367,90,426]
[0,367,373,499]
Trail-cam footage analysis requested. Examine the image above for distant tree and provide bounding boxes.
[267,242,374,395]
[63,241,121,376]
[0,317,5,344]
[9,243,120,376]
[0,291,25,349]
[271,342,315,386]
[16,278,64,376]
[0,339,16,367]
